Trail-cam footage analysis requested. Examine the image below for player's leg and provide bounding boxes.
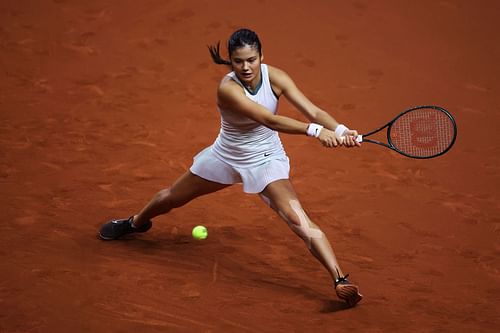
[99,171,230,240]
[260,179,362,306]
[133,171,231,226]
[260,179,342,279]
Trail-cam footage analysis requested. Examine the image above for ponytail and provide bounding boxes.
[207,42,231,66]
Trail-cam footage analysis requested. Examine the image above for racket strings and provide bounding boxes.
[390,108,455,158]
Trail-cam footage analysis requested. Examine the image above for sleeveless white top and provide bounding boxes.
[211,64,287,168]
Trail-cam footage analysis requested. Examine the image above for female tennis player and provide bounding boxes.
[99,28,362,307]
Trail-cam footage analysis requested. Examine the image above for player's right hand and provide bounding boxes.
[341,129,361,148]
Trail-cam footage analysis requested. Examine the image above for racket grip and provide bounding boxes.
[355,135,363,143]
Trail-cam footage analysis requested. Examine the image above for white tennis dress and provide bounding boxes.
[190,64,290,193]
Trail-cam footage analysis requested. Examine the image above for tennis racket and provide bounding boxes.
[352,105,457,159]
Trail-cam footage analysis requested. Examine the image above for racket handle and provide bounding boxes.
[355,135,363,143]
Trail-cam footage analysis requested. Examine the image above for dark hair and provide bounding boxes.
[208,28,262,66]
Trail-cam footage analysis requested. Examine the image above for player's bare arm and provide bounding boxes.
[268,65,339,128]
[217,78,309,134]
[268,66,360,147]
[218,78,344,148]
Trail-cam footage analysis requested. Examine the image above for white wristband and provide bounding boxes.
[335,124,349,139]
[306,123,323,138]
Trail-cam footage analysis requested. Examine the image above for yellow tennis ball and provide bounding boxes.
[192,225,208,240]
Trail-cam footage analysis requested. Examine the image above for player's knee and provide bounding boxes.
[280,208,301,227]
[155,188,178,208]
[282,200,324,248]
[277,201,305,228]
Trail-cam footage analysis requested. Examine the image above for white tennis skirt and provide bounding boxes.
[189,146,290,193]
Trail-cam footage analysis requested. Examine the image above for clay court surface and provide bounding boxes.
[1,0,499,332]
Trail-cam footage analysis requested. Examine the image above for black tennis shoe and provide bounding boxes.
[334,271,363,307]
[99,216,152,240]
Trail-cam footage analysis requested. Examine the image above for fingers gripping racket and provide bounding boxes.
[354,105,457,159]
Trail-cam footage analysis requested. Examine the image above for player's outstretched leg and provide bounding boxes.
[260,179,362,307]
[99,171,230,240]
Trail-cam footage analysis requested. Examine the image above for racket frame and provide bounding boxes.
[357,105,457,159]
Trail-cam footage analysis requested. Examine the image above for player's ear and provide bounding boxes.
[260,52,264,62]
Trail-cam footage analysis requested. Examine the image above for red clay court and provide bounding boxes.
[1,1,499,332]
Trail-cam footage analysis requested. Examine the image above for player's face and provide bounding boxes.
[230,45,263,88]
